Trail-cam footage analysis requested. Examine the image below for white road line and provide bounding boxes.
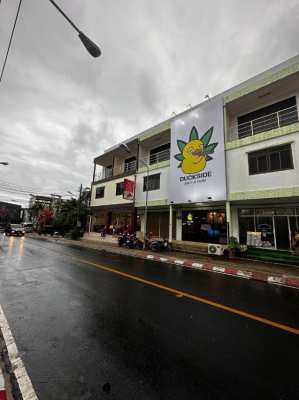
[0,305,39,400]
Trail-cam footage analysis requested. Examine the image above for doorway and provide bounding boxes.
[274,216,290,250]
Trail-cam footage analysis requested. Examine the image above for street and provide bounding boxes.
[0,236,298,400]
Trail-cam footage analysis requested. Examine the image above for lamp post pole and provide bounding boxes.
[119,143,149,249]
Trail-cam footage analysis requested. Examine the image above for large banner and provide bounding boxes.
[123,178,135,200]
[169,96,226,203]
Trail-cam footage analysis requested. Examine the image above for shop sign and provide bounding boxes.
[169,96,226,203]
[123,179,135,200]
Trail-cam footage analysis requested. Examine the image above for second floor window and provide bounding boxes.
[95,187,105,198]
[116,182,124,196]
[248,144,293,175]
[149,143,170,165]
[143,173,160,191]
[124,157,136,173]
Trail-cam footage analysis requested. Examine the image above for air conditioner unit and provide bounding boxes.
[208,244,224,256]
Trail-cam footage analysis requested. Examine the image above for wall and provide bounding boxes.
[135,166,169,207]
[226,131,299,196]
[91,175,135,207]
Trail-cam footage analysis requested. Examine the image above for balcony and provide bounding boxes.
[229,105,299,140]
[149,148,170,165]
[124,159,137,173]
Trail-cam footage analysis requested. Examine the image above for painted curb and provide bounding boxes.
[0,371,6,400]
[0,305,38,400]
[142,254,299,290]
[28,235,299,290]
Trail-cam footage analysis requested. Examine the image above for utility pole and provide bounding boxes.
[76,184,82,228]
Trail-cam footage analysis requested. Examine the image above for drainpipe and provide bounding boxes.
[169,203,173,242]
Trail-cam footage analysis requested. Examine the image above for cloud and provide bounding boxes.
[0,0,298,206]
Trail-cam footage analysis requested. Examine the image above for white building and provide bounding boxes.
[90,54,299,252]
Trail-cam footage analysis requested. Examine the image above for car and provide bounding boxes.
[5,224,25,237]
[22,222,34,233]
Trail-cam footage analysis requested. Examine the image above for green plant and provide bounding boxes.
[228,236,239,249]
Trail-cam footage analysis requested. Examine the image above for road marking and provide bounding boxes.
[0,305,39,400]
[74,256,299,336]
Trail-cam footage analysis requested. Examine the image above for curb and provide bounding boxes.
[141,254,299,290]
[0,371,6,400]
[27,235,299,290]
[0,305,38,400]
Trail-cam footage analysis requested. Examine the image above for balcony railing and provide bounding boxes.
[149,148,170,165]
[229,105,299,140]
[124,159,137,173]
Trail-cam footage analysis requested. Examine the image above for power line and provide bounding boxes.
[0,0,23,83]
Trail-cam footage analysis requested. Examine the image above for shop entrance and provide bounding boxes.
[274,216,290,250]
[182,210,227,244]
[239,207,299,250]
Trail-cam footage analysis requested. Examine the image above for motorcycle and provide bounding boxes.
[118,233,136,249]
[147,237,170,251]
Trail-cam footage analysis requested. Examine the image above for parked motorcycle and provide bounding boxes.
[147,237,170,251]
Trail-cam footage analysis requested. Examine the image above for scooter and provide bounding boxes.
[147,237,170,251]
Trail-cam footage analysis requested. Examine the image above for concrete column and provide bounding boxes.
[176,209,182,240]
[226,201,231,240]
[169,204,173,242]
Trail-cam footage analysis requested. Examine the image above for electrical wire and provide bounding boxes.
[0,0,23,82]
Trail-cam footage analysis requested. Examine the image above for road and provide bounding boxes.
[0,236,298,400]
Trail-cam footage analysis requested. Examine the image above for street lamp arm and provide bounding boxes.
[48,0,101,57]
[48,0,80,33]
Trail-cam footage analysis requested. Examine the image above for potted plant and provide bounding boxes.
[226,236,240,258]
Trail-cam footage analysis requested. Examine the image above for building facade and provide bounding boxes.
[90,54,299,251]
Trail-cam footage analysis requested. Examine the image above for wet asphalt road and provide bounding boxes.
[0,236,298,400]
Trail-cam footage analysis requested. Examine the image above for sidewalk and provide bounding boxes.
[28,234,299,290]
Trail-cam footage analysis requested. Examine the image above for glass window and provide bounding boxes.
[248,144,293,175]
[95,187,105,199]
[256,216,275,247]
[115,182,124,196]
[239,216,255,244]
[143,173,160,191]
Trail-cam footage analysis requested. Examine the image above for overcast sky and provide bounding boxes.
[0,0,298,207]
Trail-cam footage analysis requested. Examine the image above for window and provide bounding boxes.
[149,143,170,165]
[124,157,136,173]
[143,173,160,191]
[116,182,124,196]
[95,187,105,198]
[248,144,293,175]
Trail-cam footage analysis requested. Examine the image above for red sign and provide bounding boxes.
[123,179,135,200]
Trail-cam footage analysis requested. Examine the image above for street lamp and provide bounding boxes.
[0,162,8,166]
[48,0,101,58]
[120,143,149,250]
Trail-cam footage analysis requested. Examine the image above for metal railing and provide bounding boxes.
[229,105,299,140]
[124,159,137,173]
[149,148,170,165]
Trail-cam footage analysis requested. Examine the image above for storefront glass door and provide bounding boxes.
[274,216,290,249]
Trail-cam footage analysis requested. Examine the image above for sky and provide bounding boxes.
[0,0,299,207]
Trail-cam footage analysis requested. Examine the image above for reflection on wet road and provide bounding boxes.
[0,236,299,400]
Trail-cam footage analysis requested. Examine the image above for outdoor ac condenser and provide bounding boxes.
[208,244,224,256]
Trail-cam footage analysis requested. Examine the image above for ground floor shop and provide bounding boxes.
[91,205,135,234]
[232,203,299,250]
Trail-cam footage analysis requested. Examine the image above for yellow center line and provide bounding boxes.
[73,255,299,336]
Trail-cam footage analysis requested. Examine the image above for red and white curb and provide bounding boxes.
[143,254,299,290]
[0,371,6,400]
[0,305,38,400]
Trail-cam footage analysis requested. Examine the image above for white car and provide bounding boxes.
[6,224,25,237]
